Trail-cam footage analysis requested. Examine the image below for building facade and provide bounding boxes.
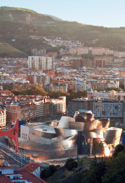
[68,98,124,119]
[0,108,6,127]
[28,56,54,71]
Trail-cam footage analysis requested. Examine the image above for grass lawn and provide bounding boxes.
[82,156,92,167]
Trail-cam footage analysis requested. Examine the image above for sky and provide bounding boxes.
[1,0,125,27]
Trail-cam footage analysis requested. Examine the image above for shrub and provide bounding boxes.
[40,165,57,179]
[65,158,78,171]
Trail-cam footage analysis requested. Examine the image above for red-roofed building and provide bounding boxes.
[0,175,13,183]
[15,170,46,183]
[0,165,46,183]
[20,162,40,177]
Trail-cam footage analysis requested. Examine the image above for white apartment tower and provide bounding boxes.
[28,56,54,70]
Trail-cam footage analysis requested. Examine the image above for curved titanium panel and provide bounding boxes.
[54,128,77,140]
[104,127,122,146]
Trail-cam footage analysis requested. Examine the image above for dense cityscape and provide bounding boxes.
[0,4,125,183]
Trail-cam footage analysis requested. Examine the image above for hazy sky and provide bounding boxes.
[1,0,125,27]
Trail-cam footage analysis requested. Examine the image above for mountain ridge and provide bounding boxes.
[0,6,125,57]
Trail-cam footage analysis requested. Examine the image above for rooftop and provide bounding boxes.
[20,162,40,172]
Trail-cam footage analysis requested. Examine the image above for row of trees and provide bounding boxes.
[11,85,87,104]
[40,158,78,180]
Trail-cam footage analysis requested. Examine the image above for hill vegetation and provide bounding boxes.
[0,42,27,57]
[40,145,125,183]
[0,6,125,57]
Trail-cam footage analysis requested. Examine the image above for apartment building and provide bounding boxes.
[68,82,75,92]
[114,51,125,58]
[119,69,125,77]
[34,74,50,85]
[94,56,114,68]
[34,99,44,117]
[44,101,54,117]
[69,47,77,55]
[105,48,115,55]
[28,56,54,70]
[31,48,46,56]
[92,47,106,55]
[107,80,119,88]
[114,58,122,62]
[92,90,125,101]
[71,58,82,69]
[68,98,123,118]
[0,72,10,81]
[6,103,36,123]
[6,104,21,123]
[0,108,6,127]
[20,104,36,121]
[44,83,68,92]
[75,82,86,91]
[81,59,93,68]
[77,46,89,55]
[69,46,89,55]
[93,101,122,118]
[51,96,66,114]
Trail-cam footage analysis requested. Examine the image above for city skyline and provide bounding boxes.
[1,0,125,27]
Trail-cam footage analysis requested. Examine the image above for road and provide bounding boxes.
[0,142,32,170]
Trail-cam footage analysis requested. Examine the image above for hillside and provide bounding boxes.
[0,6,125,57]
[0,42,28,57]
[0,6,56,25]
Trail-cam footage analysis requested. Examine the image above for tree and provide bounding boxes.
[113,144,124,158]
[82,159,106,183]
[70,172,83,183]
[11,85,47,96]
[40,165,57,179]
[65,158,78,171]
[102,151,125,183]
[103,168,125,183]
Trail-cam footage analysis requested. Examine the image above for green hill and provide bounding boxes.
[0,42,28,57]
[0,6,125,57]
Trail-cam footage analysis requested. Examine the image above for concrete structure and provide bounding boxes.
[34,74,50,85]
[77,46,89,55]
[31,48,46,56]
[0,72,10,81]
[92,47,106,55]
[68,98,124,119]
[0,108,6,127]
[107,80,119,88]
[69,47,77,55]
[21,123,35,140]
[34,99,44,117]
[28,56,54,71]
[7,103,36,123]
[94,56,113,68]
[7,104,21,123]
[114,51,125,58]
[44,83,68,92]
[75,82,86,91]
